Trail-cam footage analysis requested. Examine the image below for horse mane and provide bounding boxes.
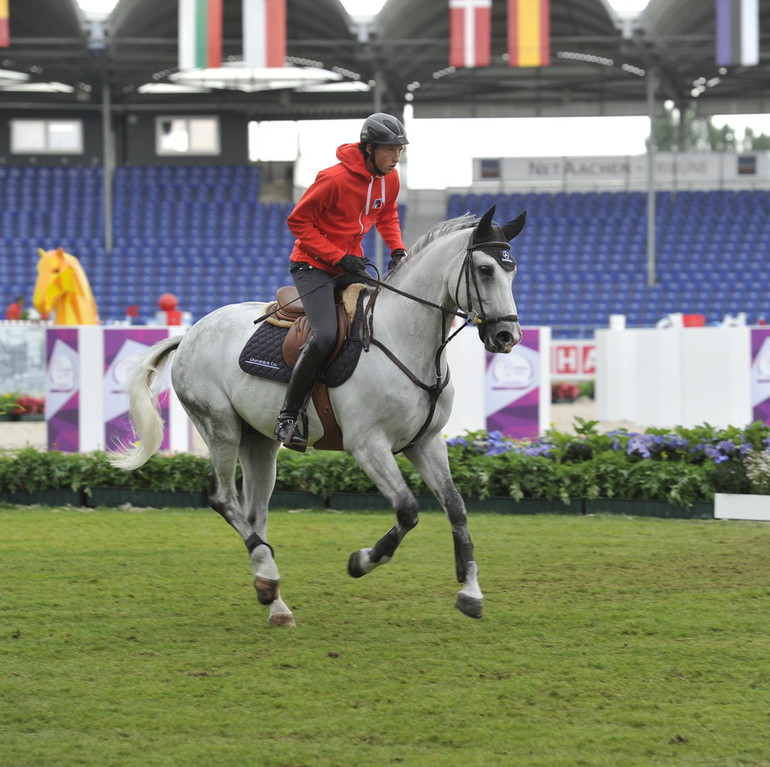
[409,213,478,257]
[384,213,478,280]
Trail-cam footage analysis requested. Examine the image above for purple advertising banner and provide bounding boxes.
[104,328,170,451]
[750,328,770,425]
[486,328,541,439]
[46,329,80,451]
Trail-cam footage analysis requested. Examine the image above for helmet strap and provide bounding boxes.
[365,144,386,176]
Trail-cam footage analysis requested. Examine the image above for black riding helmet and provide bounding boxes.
[360,113,409,146]
[360,113,409,175]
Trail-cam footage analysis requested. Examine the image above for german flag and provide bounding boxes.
[508,0,550,68]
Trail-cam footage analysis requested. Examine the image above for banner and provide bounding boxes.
[508,0,550,68]
[104,329,171,452]
[551,340,596,379]
[449,0,492,68]
[179,0,223,71]
[46,329,80,452]
[486,328,549,439]
[716,0,759,67]
[243,0,286,68]
[0,0,9,48]
[751,328,770,424]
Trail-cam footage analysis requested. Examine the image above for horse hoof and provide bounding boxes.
[254,576,279,605]
[456,593,483,619]
[347,549,368,578]
[269,613,297,628]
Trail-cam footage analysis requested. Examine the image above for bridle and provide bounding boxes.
[360,233,520,451]
[454,239,520,334]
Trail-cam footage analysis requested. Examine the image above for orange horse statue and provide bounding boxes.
[33,247,100,325]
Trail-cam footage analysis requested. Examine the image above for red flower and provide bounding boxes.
[551,382,580,403]
[11,395,45,415]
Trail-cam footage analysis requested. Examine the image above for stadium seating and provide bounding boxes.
[2,165,767,337]
[449,189,770,337]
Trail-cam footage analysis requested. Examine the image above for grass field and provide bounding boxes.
[1,506,769,767]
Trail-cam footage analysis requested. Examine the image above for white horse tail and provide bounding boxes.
[109,335,182,471]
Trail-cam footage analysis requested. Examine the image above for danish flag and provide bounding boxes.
[449,0,492,68]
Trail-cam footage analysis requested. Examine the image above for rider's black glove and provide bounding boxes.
[387,248,408,272]
[338,254,369,275]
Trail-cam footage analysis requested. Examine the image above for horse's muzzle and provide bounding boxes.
[479,321,522,353]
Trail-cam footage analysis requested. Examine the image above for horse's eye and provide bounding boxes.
[478,264,494,276]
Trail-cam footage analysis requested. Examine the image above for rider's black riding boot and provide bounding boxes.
[274,341,326,451]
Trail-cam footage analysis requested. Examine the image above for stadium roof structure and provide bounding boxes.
[1,0,768,121]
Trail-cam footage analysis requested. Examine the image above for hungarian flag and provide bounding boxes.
[178,0,223,70]
[243,0,286,68]
[0,0,9,49]
[449,0,492,68]
[716,0,759,67]
[508,0,550,68]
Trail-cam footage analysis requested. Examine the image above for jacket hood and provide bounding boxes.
[336,142,370,178]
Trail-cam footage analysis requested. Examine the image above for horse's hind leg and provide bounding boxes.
[239,429,295,627]
[187,405,292,627]
[404,436,483,619]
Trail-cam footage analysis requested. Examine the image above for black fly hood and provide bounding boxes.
[468,206,525,270]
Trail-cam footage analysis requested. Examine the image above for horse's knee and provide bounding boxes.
[396,497,419,531]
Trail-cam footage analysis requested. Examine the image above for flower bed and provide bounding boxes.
[0,420,768,511]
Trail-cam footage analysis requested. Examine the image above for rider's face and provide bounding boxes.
[367,144,405,173]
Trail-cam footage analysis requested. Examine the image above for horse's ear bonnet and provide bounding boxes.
[470,205,526,271]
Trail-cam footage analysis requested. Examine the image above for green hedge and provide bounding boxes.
[1,419,769,508]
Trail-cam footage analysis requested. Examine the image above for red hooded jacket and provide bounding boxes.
[287,142,406,274]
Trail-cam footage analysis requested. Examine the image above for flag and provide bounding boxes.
[0,0,10,49]
[178,0,223,70]
[716,0,759,67]
[449,0,492,68]
[243,0,286,68]
[508,0,550,68]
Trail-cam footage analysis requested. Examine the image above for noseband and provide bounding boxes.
[455,238,520,331]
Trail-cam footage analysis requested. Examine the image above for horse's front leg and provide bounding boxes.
[405,436,483,619]
[345,445,420,579]
[347,492,419,578]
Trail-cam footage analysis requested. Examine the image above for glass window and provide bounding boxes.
[156,116,220,156]
[10,119,83,154]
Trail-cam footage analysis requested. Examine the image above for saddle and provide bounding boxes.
[239,283,368,450]
[270,284,362,368]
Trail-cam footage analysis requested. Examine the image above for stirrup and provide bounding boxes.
[274,414,308,453]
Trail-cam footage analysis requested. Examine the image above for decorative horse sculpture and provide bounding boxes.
[33,247,99,325]
[111,206,525,626]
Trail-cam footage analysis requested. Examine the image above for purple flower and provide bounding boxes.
[627,435,651,459]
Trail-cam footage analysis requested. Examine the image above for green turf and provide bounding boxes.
[1,507,768,766]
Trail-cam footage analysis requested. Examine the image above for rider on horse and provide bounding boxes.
[274,112,410,450]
